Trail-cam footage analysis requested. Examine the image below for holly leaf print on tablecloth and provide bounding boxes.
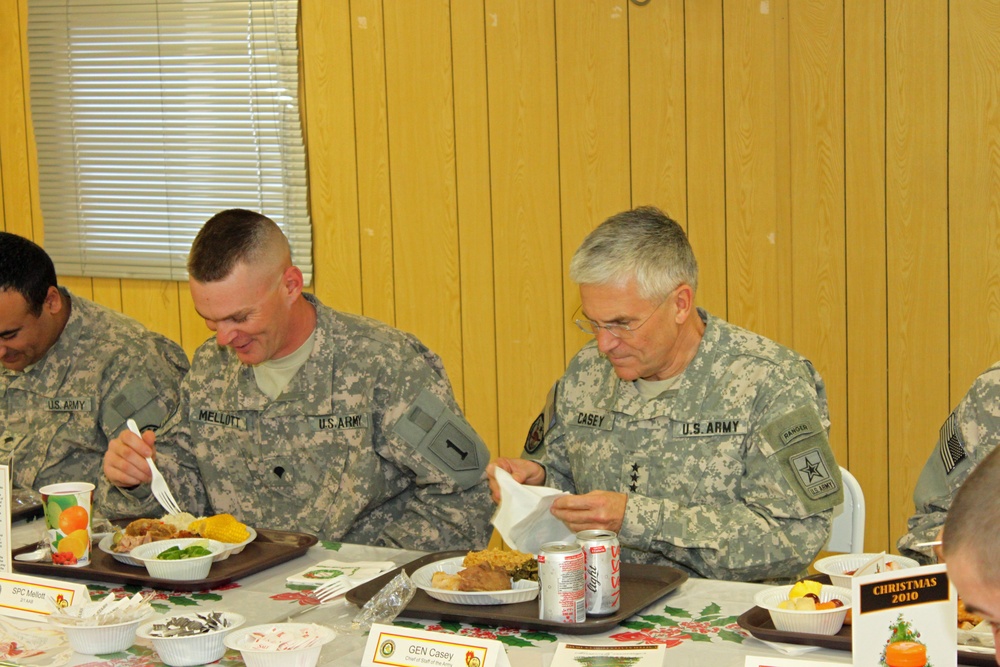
[321,540,342,551]
[610,600,748,647]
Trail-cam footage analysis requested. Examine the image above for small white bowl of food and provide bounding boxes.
[813,553,920,588]
[137,611,245,666]
[130,538,226,581]
[754,580,852,635]
[47,594,155,655]
[224,623,336,667]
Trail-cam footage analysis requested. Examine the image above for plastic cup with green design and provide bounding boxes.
[38,481,94,567]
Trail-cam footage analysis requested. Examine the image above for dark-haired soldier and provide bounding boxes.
[0,231,188,495]
[102,209,494,551]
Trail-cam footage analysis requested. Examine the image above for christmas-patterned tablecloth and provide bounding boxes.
[8,519,853,667]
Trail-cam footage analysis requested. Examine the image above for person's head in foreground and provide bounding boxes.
[942,444,1000,659]
[0,232,68,372]
[187,208,312,366]
[570,206,701,382]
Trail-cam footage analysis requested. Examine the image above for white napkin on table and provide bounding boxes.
[490,466,575,553]
[285,558,395,587]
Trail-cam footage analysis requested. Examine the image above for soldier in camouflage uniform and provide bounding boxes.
[0,232,188,498]
[488,207,843,582]
[103,209,493,551]
[897,362,1000,564]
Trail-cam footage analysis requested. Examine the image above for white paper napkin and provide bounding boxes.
[490,467,575,553]
[286,559,395,587]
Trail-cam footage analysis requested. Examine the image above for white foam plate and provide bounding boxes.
[98,527,257,567]
[410,556,539,606]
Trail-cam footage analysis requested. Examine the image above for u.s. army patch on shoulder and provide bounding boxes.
[789,448,838,500]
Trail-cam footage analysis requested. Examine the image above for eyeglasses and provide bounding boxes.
[574,295,670,339]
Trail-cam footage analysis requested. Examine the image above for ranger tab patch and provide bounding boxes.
[789,448,838,499]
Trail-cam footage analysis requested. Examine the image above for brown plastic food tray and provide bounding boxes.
[346,550,689,635]
[11,499,44,522]
[12,526,317,592]
[737,574,994,667]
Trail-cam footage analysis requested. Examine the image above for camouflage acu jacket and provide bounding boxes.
[1,289,188,497]
[524,308,843,582]
[102,294,493,552]
[897,361,1000,563]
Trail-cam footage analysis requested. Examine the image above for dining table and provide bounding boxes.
[1,516,863,667]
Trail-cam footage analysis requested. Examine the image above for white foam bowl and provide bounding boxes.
[100,527,255,567]
[754,584,852,635]
[49,611,154,655]
[137,612,245,667]
[224,623,336,667]
[130,538,226,581]
[813,553,920,588]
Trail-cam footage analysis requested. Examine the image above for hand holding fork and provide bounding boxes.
[126,419,183,515]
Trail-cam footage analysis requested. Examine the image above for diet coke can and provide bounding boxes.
[537,541,586,623]
[575,529,621,615]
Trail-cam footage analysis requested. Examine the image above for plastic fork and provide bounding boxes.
[286,577,355,620]
[127,419,182,515]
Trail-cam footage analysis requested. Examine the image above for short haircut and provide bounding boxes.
[569,206,699,300]
[187,209,290,282]
[943,444,1000,579]
[0,231,57,315]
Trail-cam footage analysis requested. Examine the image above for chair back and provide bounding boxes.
[825,467,865,553]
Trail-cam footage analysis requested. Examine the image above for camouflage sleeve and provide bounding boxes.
[520,381,578,492]
[897,370,1000,563]
[621,385,842,582]
[375,344,495,550]
[96,380,211,521]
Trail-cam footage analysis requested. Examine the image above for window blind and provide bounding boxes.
[28,0,312,283]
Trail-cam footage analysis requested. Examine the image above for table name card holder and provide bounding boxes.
[362,622,511,667]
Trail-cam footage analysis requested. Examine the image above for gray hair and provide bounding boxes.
[569,206,698,300]
[943,444,1000,580]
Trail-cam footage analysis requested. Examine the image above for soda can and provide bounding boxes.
[576,529,621,615]
[537,541,586,623]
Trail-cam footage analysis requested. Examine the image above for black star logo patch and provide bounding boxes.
[798,455,825,483]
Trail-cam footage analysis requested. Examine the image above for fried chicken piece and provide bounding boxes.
[431,571,463,591]
[457,563,511,592]
[958,597,983,629]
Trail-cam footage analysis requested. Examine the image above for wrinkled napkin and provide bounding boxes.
[490,466,575,553]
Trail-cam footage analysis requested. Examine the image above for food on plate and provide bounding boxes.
[958,597,983,630]
[112,513,249,553]
[777,579,844,611]
[431,563,513,592]
[189,514,250,543]
[156,544,214,560]
[843,560,902,576]
[463,548,538,582]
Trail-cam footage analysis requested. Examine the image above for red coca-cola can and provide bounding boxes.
[575,529,621,615]
[538,541,586,623]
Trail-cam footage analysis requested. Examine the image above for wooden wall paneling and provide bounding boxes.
[788,0,847,465]
[629,0,687,223]
[178,285,208,360]
[722,0,791,344]
[119,279,183,344]
[844,0,889,552]
[300,0,363,313]
[949,0,1000,398]
[350,0,395,327]
[61,276,95,302]
[90,278,120,310]
[683,0,728,319]
[484,0,565,457]
[885,0,950,548]
[451,0,500,450]
[555,0,631,366]
[382,1,465,399]
[0,0,35,241]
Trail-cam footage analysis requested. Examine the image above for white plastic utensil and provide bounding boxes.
[286,578,356,620]
[127,419,182,515]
